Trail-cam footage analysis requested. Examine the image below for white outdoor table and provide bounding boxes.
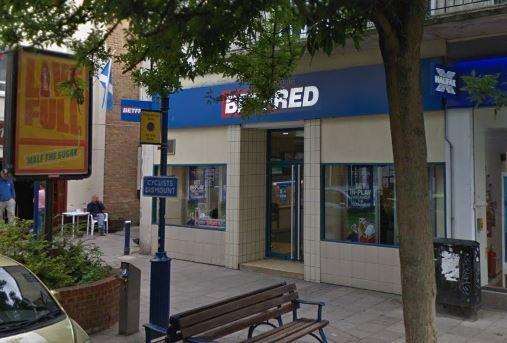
[61,211,90,237]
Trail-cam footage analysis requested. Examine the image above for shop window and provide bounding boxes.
[322,164,445,245]
[152,165,226,230]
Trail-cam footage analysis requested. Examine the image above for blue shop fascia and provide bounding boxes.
[131,55,507,293]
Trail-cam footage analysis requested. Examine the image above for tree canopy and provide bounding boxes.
[0,1,438,342]
[0,0,374,100]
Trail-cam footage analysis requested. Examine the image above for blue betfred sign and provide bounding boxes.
[142,176,178,197]
[166,58,443,128]
[122,56,507,128]
[121,99,160,122]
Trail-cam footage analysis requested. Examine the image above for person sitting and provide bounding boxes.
[87,195,106,235]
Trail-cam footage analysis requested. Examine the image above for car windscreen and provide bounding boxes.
[0,265,64,336]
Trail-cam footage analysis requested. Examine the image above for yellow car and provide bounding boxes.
[0,255,90,342]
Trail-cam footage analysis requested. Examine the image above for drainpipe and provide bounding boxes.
[444,97,455,238]
[443,48,455,238]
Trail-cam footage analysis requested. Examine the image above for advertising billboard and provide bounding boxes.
[4,48,91,178]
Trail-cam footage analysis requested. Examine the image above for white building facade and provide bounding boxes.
[134,4,507,294]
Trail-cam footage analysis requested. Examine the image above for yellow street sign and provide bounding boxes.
[140,110,161,145]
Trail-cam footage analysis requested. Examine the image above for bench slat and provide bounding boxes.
[178,283,296,328]
[182,292,298,338]
[170,283,287,325]
[246,319,316,343]
[273,320,329,343]
[197,303,295,341]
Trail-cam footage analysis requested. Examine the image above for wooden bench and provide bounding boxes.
[161,282,329,342]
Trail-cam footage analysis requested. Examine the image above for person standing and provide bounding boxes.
[87,195,106,235]
[0,169,16,223]
[38,183,45,231]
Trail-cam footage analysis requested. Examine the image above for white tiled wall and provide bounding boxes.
[321,241,401,294]
[225,126,241,268]
[304,119,321,282]
[225,127,266,269]
[154,225,226,266]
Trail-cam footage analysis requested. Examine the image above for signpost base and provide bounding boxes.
[145,252,171,342]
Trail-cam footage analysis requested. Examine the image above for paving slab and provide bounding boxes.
[86,232,507,343]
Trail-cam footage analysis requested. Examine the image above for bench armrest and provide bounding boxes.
[295,299,325,321]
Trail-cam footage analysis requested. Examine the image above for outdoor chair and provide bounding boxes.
[87,212,109,236]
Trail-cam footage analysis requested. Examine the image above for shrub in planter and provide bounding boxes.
[0,220,111,289]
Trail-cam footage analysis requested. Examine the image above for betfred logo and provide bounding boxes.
[221,85,319,118]
[121,106,142,115]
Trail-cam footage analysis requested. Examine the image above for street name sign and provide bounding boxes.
[142,176,177,197]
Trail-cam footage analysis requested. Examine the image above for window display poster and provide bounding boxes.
[274,181,291,205]
[189,167,206,200]
[204,167,216,188]
[348,166,374,209]
[346,166,376,243]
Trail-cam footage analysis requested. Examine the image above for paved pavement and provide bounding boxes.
[87,232,507,342]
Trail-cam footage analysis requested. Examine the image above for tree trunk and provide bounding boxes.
[374,2,437,342]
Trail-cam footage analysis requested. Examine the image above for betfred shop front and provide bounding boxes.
[135,56,505,293]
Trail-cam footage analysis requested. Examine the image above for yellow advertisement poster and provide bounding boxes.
[15,49,90,176]
[140,110,161,145]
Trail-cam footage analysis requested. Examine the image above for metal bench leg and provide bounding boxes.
[309,332,324,343]
[308,328,327,343]
[319,328,328,343]
[247,321,279,339]
[247,325,255,339]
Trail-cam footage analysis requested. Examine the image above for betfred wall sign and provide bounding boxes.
[4,48,91,178]
[120,99,159,122]
[221,85,319,118]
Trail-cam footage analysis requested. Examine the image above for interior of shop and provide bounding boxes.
[268,129,304,260]
[485,129,507,287]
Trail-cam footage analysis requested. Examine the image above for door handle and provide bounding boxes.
[291,164,295,260]
[297,164,301,261]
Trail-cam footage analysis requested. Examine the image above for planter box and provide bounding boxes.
[53,274,122,334]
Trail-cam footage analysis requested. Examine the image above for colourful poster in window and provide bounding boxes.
[188,167,206,200]
[348,166,374,209]
[347,166,376,243]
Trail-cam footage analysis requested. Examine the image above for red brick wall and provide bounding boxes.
[103,24,140,224]
[55,275,121,334]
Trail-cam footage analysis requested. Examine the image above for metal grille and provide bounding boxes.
[429,0,507,15]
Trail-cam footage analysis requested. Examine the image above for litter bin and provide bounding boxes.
[119,261,141,335]
[434,238,481,317]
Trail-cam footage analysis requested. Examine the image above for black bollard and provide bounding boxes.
[124,221,131,256]
[119,261,141,335]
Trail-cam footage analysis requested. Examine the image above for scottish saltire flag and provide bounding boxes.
[98,59,114,110]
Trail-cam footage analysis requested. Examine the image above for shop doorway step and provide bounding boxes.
[240,259,304,280]
[482,286,507,311]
